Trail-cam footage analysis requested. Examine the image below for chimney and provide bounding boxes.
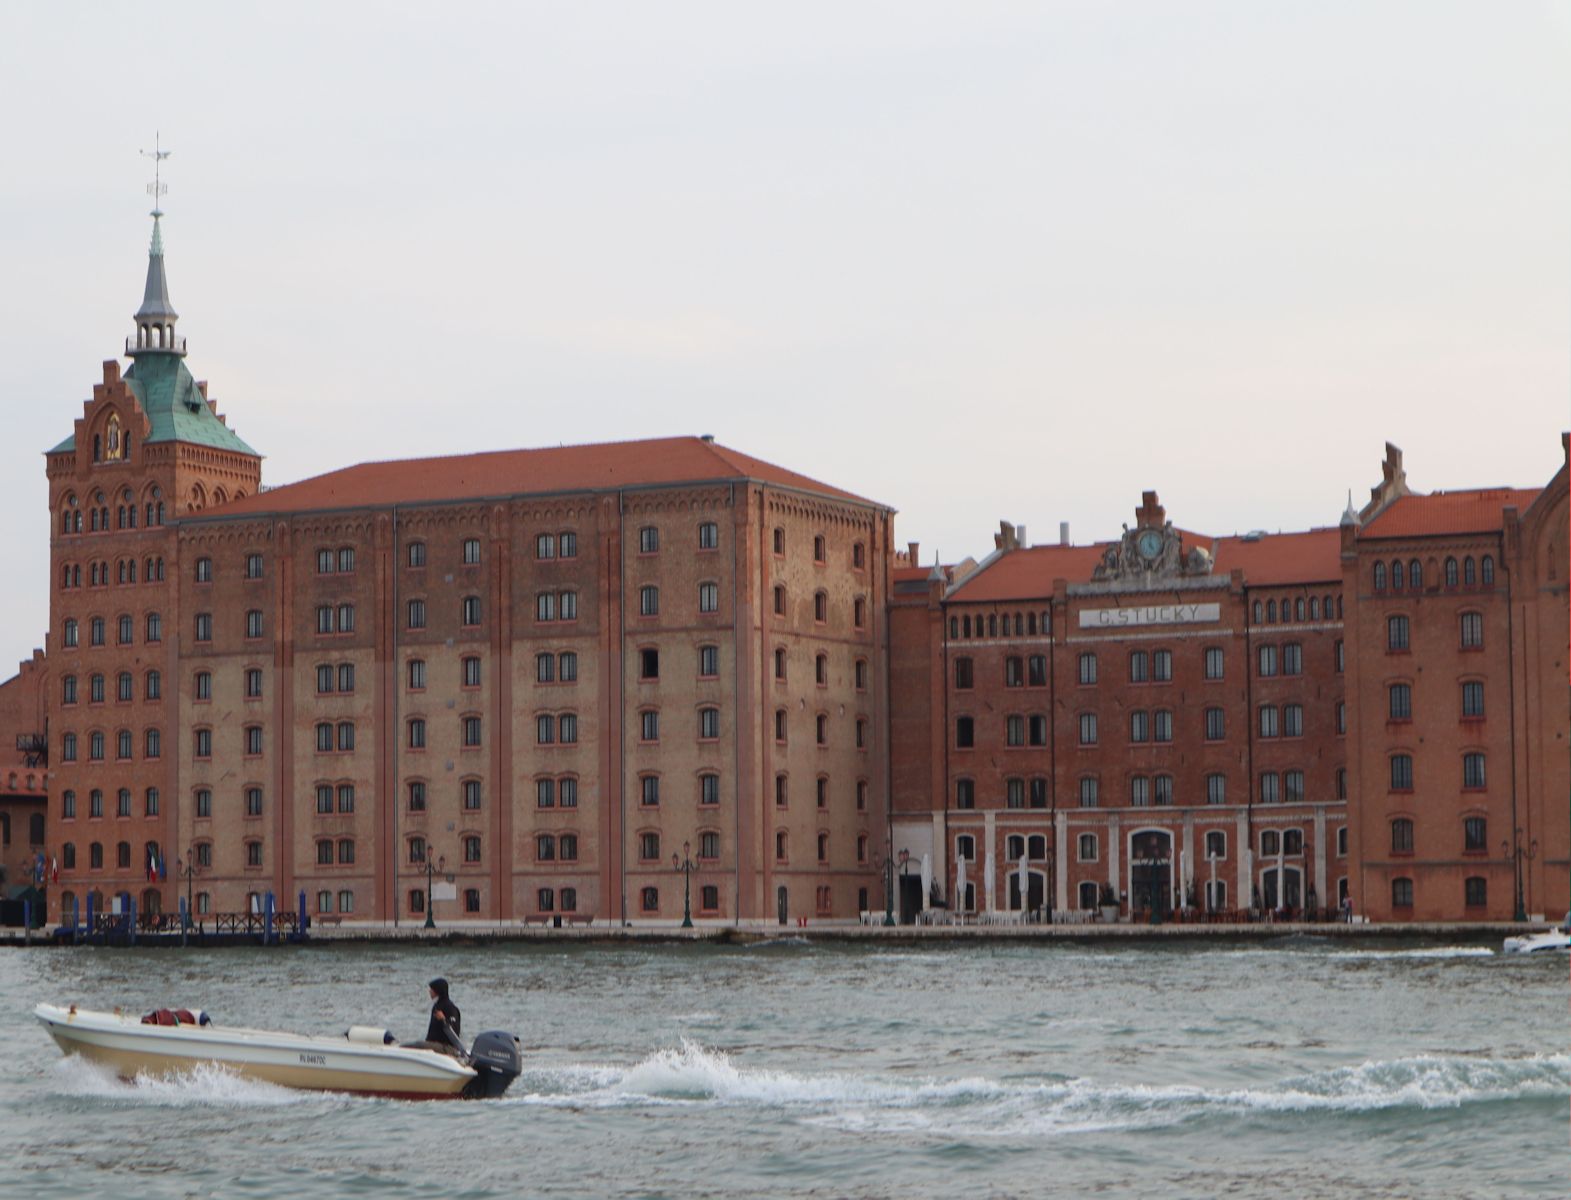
[907,541,920,565]
[1015,524,1026,546]
[1059,521,1070,546]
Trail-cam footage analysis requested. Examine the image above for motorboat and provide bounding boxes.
[1503,916,1571,955]
[34,1003,522,1100]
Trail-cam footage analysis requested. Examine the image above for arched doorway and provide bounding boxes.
[1130,829,1173,919]
[141,888,161,917]
[1007,870,1047,915]
[1261,866,1303,911]
[776,885,788,925]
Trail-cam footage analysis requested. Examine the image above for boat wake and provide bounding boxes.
[51,1054,317,1107]
[505,1041,1571,1136]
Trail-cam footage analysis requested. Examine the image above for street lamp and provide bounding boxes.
[176,853,199,923]
[872,847,908,927]
[423,852,446,930]
[1503,830,1539,923]
[671,842,695,929]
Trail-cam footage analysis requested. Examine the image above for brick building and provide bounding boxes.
[45,212,892,926]
[0,651,50,904]
[31,209,1570,927]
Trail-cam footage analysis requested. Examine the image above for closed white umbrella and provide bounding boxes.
[1277,845,1286,916]
[1018,854,1029,918]
[984,851,995,913]
[920,853,932,913]
[956,852,968,914]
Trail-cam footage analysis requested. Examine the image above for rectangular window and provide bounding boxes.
[640,586,659,617]
[698,582,719,613]
[698,522,718,550]
[535,533,555,559]
[1259,772,1280,804]
[954,657,974,689]
[638,526,659,554]
[463,656,481,687]
[1282,643,1302,675]
[462,716,482,747]
[700,774,720,805]
[1004,657,1023,687]
[407,599,426,629]
[1388,615,1410,651]
[1078,712,1097,745]
[1204,647,1224,679]
[640,710,660,741]
[1257,645,1277,676]
[462,537,481,564]
[955,716,974,748]
[1463,753,1486,790]
[1206,774,1226,804]
[1153,710,1172,742]
[244,726,263,756]
[1028,655,1047,687]
[319,786,336,814]
[699,707,720,739]
[1078,777,1098,807]
[1283,704,1303,737]
[1258,706,1279,738]
[1459,612,1483,649]
[1152,650,1172,681]
[1205,707,1225,740]
[194,613,212,642]
[955,778,975,809]
[1461,681,1484,718]
[1078,653,1097,685]
[560,591,578,620]
[1390,754,1413,790]
[1128,651,1148,683]
[407,541,427,567]
[699,645,719,677]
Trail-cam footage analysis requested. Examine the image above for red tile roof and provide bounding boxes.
[946,544,1110,602]
[948,527,1345,601]
[200,437,884,519]
[1360,488,1542,538]
[1210,528,1343,585]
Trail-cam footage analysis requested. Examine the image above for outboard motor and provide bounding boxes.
[463,1031,523,1099]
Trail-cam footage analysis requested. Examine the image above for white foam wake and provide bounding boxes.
[507,1041,1571,1138]
[1325,946,1495,960]
[51,1054,317,1107]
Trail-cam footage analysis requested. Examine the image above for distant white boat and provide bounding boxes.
[1503,917,1571,955]
[35,1003,522,1100]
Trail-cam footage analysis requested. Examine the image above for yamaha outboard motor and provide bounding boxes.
[463,1031,523,1099]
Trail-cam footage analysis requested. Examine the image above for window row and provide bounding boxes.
[1251,594,1339,624]
[1387,751,1487,791]
[61,557,168,588]
[1374,555,1494,593]
[1389,876,1489,909]
[58,787,161,819]
[773,709,869,748]
[58,487,166,534]
[60,612,164,647]
[948,610,1051,640]
[55,838,167,871]
[770,526,868,570]
[1388,815,1492,855]
[772,776,871,810]
[1385,611,1486,653]
[770,648,871,690]
[58,728,164,763]
[61,670,163,705]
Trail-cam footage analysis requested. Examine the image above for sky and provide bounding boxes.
[0,2,1566,670]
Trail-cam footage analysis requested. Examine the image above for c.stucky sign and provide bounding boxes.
[1078,602,1220,629]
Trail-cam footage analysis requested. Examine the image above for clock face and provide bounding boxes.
[1137,529,1163,560]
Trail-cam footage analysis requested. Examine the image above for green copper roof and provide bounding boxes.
[49,354,259,456]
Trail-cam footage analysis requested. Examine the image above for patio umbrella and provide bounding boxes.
[956,853,968,913]
[984,851,995,913]
[1018,854,1029,916]
[920,853,932,912]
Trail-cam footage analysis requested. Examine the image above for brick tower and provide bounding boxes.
[45,190,261,922]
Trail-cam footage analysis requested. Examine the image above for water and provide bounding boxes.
[1,937,1565,1198]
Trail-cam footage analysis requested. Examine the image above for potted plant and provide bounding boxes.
[1098,882,1120,923]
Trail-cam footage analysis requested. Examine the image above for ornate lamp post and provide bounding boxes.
[176,853,199,922]
[423,852,446,930]
[873,847,908,926]
[671,841,696,929]
[1503,830,1539,923]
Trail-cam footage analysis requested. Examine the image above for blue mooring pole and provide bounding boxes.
[264,892,275,945]
[84,893,96,944]
[72,895,81,945]
[179,895,189,948]
[297,890,307,940]
[128,898,137,946]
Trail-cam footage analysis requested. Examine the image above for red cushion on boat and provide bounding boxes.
[142,1009,179,1026]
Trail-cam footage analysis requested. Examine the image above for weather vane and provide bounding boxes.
[140,132,170,217]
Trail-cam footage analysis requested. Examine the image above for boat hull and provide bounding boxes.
[35,1005,476,1100]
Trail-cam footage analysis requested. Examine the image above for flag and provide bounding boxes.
[147,846,157,883]
[51,857,58,885]
[159,849,167,882]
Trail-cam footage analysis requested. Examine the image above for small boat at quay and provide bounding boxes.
[34,1003,523,1100]
[1502,916,1571,955]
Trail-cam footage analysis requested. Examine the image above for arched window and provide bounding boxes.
[1480,555,1495,585]
[1373,562,1386,590]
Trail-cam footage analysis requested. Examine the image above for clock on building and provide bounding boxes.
[1137,528,1163,560]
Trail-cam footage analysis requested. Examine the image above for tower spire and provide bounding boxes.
[129,133,184,358]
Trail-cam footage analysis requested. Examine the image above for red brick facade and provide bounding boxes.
[30,227,1571,928]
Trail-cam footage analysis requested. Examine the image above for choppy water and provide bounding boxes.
[2,936,1565,1198]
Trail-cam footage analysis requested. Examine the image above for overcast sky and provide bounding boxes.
[1,2,1566,671]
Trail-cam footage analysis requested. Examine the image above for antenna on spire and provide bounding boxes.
[140,132,170,218]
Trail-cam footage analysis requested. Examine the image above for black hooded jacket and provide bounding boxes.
[426,977,462,1044]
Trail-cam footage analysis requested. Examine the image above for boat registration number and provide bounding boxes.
[298,1053,327,1065]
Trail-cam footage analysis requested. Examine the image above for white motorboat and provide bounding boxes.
[35,1003,522,1100]
[1503,917,1571,955]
